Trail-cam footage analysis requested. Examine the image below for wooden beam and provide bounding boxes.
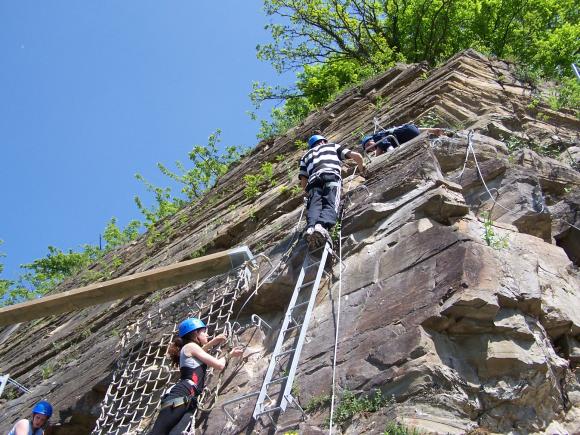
[0,246,254,327]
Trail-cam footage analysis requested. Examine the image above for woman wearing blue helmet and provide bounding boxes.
[150,317,244,435]
[8,400,52,435]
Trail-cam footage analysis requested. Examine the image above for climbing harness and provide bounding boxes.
[222,167,366,430]
[92,227,308,435]
[221,207,334,429]
[159,395,193,410]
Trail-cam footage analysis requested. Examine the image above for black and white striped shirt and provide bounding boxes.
[299,142,352,183]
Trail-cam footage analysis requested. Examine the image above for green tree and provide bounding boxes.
[253,0,579,136]
[0,217,145,306]
[0,240,46,305]
[0,240,12,302]
[134,175,183,230]
[19,246,97,295]
[135,130,247,227]
[102,217,141,250]
[259,0,578,75]
[252,55,386,138]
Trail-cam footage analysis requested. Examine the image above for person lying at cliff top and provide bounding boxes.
[8,400,52,435]
[150,317,244,435]
[361,123,446,156]
[299,134,366,249]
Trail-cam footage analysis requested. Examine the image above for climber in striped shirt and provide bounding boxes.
[299,134,365,248]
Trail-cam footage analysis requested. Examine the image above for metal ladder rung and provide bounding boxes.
[300,279,317,289]
[255,406,282,417]
[290,300,309,310]
[304,260,321,269]
[275,348,296,359]
[309,243,328,253]
[266,375,288,386]
[282,323,303,333]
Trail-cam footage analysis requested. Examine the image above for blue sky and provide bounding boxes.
[0,1,293,282]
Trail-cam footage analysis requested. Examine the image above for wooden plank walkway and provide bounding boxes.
[0,246,253,326]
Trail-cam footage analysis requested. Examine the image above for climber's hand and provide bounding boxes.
[213,334,228,345]
[229,347,244,358]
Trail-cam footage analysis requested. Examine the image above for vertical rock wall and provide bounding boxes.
[0,50,578,434]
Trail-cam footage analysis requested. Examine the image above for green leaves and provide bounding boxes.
[261,0,578,74]
[0,218,142,306]
[255,0,579,138]
[481,212,509,250]
[333,389,389,427]
[243,162,277,200]
[3,245,99,303]
[0,128,247,307]
[135,130,247,229]
[102,217,141,250]
[0,240,15,304]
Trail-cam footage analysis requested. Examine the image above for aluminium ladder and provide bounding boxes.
[0,373,30,397]
[252,241,332,421]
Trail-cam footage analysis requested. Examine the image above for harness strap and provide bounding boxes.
[160,394,194,410]
[307,181,342,192]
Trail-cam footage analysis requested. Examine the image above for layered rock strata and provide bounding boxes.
[0,50,578,434]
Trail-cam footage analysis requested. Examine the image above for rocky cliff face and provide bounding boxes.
[1,50,578,434]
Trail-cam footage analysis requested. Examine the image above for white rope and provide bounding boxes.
[327,165,363,434]
[328,223,343,434]
[453,132,473,182]
[452,131,580,232]
[373,116,391,133]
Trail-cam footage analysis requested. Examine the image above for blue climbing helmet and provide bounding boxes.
[308,135,326,148]
[178,317,206,338]
[32,400,53,418]
[361,134,374,148]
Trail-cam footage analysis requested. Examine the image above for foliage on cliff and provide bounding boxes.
[2,0,578,304]
[0,132,246,306]
[253,0,580,137]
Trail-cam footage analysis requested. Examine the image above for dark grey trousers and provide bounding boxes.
[306,173,342,229]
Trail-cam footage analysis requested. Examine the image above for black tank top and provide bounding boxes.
[179,347,207,393]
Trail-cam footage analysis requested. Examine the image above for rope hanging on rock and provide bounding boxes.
[443,130,580,232]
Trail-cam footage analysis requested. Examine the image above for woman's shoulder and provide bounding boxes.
[15,418,31,426]
[181,341,202,356]
[10,419,31,432]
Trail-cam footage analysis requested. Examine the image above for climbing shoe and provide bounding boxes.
[314,224,333,249]
[304,226,317,248]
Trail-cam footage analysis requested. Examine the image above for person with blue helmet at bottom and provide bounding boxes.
[150,317,244,435]
[8,400,52,435]
[299,134,366,248]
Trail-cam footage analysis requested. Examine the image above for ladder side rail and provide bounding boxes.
[8,377,30,393]
[253,264,308,419]
[279,245,330,411]
[0,374,9,397]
